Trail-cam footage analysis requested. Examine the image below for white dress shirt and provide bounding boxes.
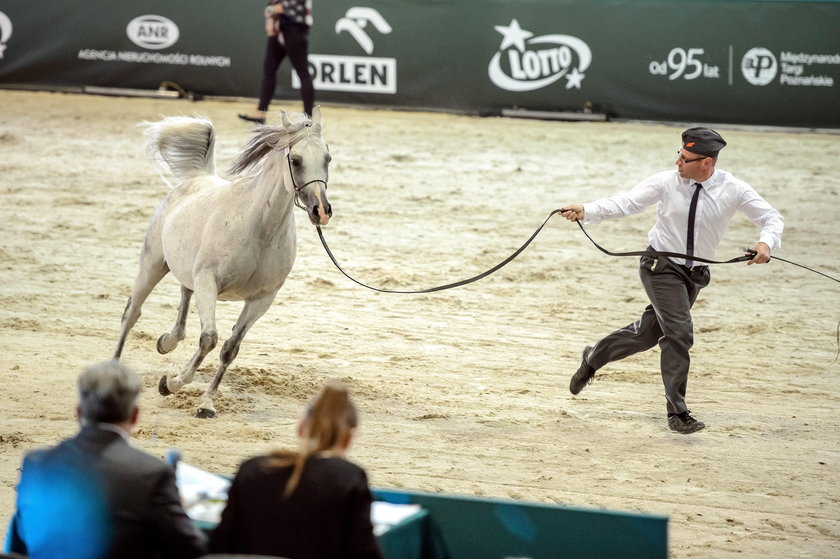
[582,169,784,266]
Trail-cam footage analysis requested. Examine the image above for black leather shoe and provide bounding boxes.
[237,113,265,125]
[668,410,705,434]
[569,345,595,395]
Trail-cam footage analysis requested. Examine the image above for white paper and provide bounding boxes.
[371,501,423,535]
[175,461,231,523]
[174,460,424,532]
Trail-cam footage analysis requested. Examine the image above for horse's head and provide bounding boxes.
[283,107,332,226]
[227,107,332,227]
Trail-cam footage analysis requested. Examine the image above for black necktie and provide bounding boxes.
[685,182,702,268]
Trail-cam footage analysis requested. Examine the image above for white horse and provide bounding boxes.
[114,108,331,418]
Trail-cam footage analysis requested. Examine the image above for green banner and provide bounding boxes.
[1,0,838,127]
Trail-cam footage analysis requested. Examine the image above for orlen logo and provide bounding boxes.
[0,10,12,60]
[489,19,591,92]
[741,47,777,86]
[126,15,179,50]
[335,7,391,55]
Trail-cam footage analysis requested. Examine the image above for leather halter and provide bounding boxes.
[284,147,328,211]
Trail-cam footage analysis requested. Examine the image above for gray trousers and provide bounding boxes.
[586,253,711,415]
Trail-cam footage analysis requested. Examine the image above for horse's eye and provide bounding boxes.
[325,154,332,164]
[291,157,302,168]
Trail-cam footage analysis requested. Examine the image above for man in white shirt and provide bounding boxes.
[560,127,784,434]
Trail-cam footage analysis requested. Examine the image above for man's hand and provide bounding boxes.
[560,205,585,222]
[747,241,771,265]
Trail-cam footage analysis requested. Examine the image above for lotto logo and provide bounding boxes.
[488,19,591,92]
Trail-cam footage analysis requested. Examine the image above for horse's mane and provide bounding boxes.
[227,112,319,176]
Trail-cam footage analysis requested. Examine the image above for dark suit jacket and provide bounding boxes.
[210,454,383,559]
[8,425,207,559]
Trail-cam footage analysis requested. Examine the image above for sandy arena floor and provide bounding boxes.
[1,89,839,557]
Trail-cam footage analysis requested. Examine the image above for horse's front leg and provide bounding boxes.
[196,292,277,419]
[157,285,193,354]
[159,273,218,396]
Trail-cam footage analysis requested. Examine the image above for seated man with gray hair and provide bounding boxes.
[6,359,207,559]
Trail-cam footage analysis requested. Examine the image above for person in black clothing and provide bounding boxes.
[210,382,383,559]
[6,360,207,559]
[239,0,315,124]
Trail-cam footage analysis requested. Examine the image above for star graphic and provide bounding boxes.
[565,67,585,89]
[494,19,533,52]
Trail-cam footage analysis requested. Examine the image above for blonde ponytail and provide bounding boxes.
[268,382,358,497]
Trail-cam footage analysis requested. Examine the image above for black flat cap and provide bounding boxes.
[682,127,727,157]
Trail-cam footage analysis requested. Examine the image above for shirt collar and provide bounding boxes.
[92,422,131,441]
[695,169,722,190]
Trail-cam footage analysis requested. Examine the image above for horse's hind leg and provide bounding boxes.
[159,271,219,397]
[157,285,193,354]
[196,292,276,419]
[114,254,169,359]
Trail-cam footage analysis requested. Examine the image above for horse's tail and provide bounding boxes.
[141,116,216,188]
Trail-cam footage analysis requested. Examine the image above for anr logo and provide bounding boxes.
[741,47,777,86]
[0,11,13,60]
[126,15,179,50]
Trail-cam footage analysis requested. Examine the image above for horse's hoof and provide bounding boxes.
[158,375,172,396]
[157,334,173,354]
[195,407,217,419]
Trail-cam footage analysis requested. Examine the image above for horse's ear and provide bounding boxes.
[311,106,322,128]
[281,110,292,129]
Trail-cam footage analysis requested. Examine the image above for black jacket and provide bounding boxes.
[8,425,207,559]
[210,454,382,559]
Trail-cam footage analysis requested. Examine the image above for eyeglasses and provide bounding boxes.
[677,151,709,164]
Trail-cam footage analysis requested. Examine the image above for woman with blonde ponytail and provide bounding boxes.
[210,382,383,559]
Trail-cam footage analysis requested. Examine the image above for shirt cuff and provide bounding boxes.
[581,202,602,225]
[758,233,781,252]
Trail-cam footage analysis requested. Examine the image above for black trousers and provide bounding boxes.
[586,254,711,415]
[257,23,314,116]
